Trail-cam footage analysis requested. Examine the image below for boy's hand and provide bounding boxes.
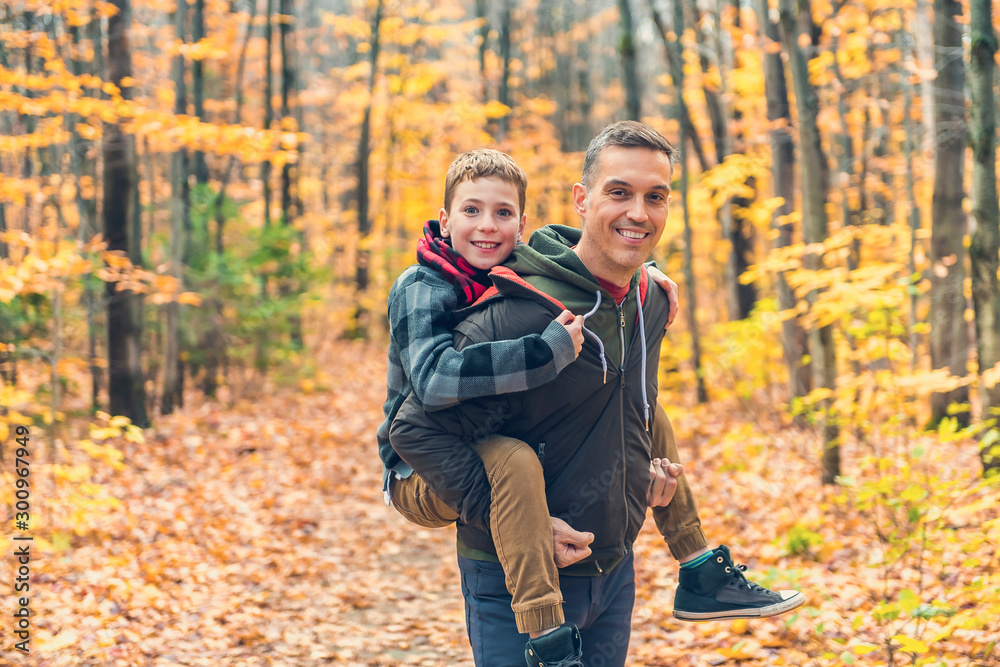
[555,310,585,358]
[647,266,679,330]
[550,516,594,567]
[647,458,682,507]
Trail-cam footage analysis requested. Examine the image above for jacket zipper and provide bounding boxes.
[615,293,646,560]
[616,296,629,556]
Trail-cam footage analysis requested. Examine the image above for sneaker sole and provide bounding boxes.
[673,591,806,622]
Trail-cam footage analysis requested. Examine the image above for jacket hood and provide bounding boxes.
[505,225,598,294]
[506,225,646,301]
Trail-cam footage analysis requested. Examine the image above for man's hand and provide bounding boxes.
[646,266,679,330]
[555,310,585,358]
[647,458,682,507]
[550,516,594,567]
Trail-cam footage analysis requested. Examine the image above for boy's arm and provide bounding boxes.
[391,275,578,412]
[646,264,679,329]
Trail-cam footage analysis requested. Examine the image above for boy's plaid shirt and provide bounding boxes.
[377,265,575,495]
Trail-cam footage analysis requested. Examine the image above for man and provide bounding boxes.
[390,121,803,667]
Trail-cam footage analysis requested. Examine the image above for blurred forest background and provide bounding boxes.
[1,0,1000,664]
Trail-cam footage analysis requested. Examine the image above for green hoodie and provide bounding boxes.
[505,224,646,369]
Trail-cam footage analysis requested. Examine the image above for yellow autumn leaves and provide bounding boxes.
[0,231,200,306]
[0,62,306,168]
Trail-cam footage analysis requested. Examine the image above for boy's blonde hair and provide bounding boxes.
[443,149,528,216]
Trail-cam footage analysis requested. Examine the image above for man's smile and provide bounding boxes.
[616,229,650,240]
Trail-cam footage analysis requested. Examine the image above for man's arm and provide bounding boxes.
[391,274,579,412]
[648,404,708,559]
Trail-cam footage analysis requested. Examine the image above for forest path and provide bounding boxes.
[18,342,826,666]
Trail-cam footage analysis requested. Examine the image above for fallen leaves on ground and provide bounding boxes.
[3,342,999,666]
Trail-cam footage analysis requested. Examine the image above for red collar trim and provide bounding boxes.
[473,265,649,308]
[472,266,569,310]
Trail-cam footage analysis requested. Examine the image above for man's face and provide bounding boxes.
[572,146,672,284]
[440,176,527,271]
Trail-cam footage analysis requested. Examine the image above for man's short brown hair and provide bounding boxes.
[443,149,528,216]
[581,121,676,188]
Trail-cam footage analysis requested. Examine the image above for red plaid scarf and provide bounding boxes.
[416,220,492,307]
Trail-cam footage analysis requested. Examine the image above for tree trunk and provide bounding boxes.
[929,0,970,426]
[20,11,36,236]
[648,3,710,172]
[754,0,810,403]
[349,0,383,338]
[692,0,757,320]
[261,0,274,228]
[571,0,594,151]
[0,12,9,261]
[691,0,734,309]
[214,0,256,254]
[279,0,303,347]
[672,0,708,403]
[968,0,1000,473]
[192,0,208,184]
[70,20,101,412]
[496,0,512,139]
[22,11,35,183]
[903,74,923,374]
[779,0,839,483]
[475,0,489,102]
[279,0,296,223]
[617,0,641,120]
[0,9,10,382]
[831,59,861,269]
[162,0,189,415]
[104,0,148,427]
[913,0,937,156]
[727,0,757,319]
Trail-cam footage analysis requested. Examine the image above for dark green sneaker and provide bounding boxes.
[524,625,583,667]
[673,545,805,621]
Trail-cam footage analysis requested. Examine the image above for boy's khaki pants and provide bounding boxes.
[390,404,707,635]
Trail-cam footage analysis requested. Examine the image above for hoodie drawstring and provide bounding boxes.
[581,291,608,384]
[580,286,651,431]
[635,284,650,432]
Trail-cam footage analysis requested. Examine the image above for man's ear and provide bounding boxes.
[517,213,527,241]
[438,208,450,237]
[572,183,588,217]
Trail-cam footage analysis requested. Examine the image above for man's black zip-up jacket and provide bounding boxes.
[389,225,670,565]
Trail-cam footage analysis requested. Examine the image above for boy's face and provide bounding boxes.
[440,176,527,271]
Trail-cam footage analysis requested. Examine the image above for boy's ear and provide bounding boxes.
[438,208,450,237]
[517,213,527,241]
[572,183,588,217]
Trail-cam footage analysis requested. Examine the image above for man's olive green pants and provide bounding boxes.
[390,404,708,634]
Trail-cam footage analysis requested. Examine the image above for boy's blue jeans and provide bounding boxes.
[458,552,636,667]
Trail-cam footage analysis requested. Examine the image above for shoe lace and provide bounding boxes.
[730,563,768,593]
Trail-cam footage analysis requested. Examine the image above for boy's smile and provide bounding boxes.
[439,176,527,271]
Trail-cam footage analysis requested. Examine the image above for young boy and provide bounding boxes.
[376,149,681,666]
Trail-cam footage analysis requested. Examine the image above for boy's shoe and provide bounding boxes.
[524,625,583,667]
[673,545,805,621]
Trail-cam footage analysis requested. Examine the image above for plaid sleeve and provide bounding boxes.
[390,270,576,412]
